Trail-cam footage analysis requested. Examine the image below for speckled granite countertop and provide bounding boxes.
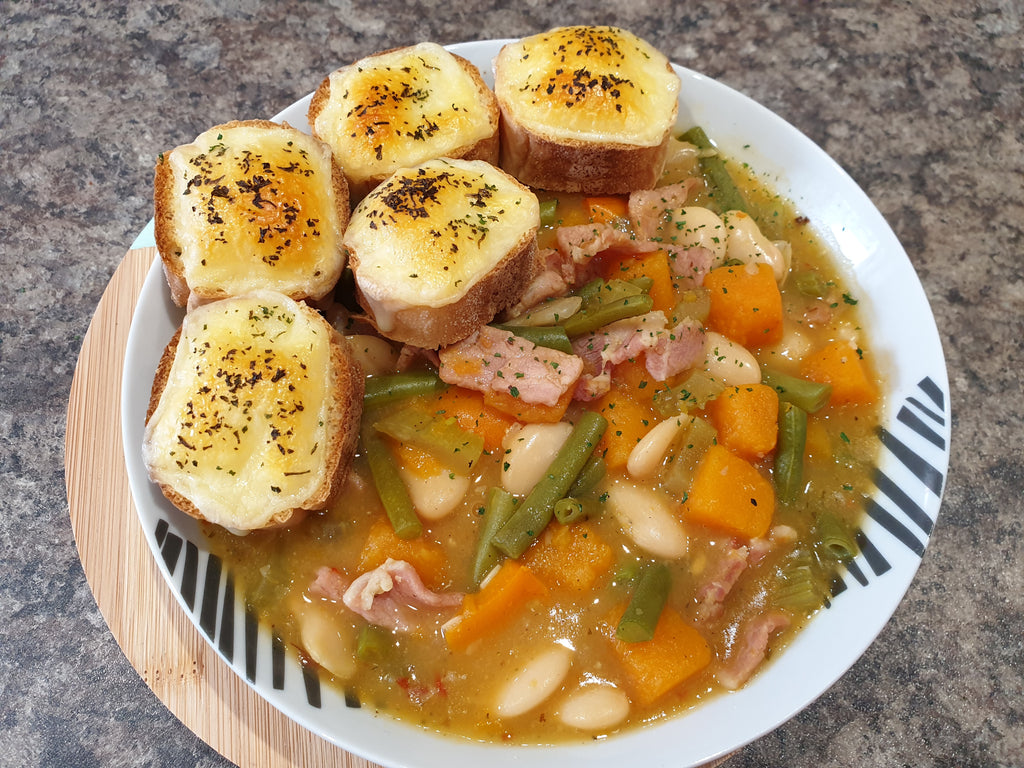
[2,1,1022,766]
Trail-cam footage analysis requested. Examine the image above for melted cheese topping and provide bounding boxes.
[494,26,680,145]
[143,292,334,529]
[169,124,344,299]
[313,42,496,184]
[344,159,539,329]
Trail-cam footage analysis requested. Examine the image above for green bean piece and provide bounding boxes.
[553,496,601,525]
[539,198,559,227]
[816,511,857,562]
[680,125,748,214]
[356,624,391,662]
[470,488,517,587]
[761,367,832,413]
[774,401,808,503]
[373,405,483,475]
[568,454,606,497]
[562,293,655,337]
[616,562,671,642]
[491,411,608,558]
[361,423,422,539]
[491,324,574,355]
[363,371,447,409]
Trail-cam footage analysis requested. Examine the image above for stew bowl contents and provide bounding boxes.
[123,27,948,768]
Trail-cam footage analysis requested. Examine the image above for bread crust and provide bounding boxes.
[144,298,364,529]
[350,227,537,349]
[153,119,350,308]
[308,47,499,200]
[498,116,671,194]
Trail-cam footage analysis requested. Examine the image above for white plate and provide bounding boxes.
[122,38,950,768]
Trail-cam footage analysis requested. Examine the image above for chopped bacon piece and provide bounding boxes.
[717,611,791,690]
[570,312,704,394]
[438,325,583,407]
[664,243,716,286]
[693,544,749,623]
[309,566,349,602]
[555,222,655,265]
[341,559,463,633]
[628,180,699,241]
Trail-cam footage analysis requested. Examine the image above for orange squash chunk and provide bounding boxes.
[444,560,548,652]
[593,390,656,470]
[800,340,878,406]
[704,383,779,460]
[704,262,783,348]
[683,444,775,539]
[601,249,677,314]
[427,386,516,453]
[358,518,448,588]
[609,607,711,706]
[522,522,613,591]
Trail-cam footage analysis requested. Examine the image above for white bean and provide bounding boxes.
[344,334,399,376]
[494,645,574,718]
[557,685,631,731]
[605,479,688,559]
[627,416,688,479]
[703,331,761,387]
[675,207,728,264]
[398,466,470,520]
[501,422,573,496]
[297,606,357,681]
[723,210,789,283]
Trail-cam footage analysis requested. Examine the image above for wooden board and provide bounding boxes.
[65,247,729,768]
[65,247,379,768]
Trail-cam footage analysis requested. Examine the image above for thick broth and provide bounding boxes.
[204,140,883,744]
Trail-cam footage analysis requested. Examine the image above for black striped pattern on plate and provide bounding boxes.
[149,375,947,709]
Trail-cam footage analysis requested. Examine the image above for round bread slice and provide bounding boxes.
[344,158,540,349]
[309,42,500,200]
[494,26,681,194]
[154,120,350,308]
[142,291,363,531]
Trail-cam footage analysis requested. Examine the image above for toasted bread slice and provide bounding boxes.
[344,158,539,349]
[309,42,500,200]
[494,26,681,194]
[154,120,350,308]
[142,291,363,531]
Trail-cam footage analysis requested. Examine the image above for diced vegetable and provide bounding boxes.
[568,453,606,497]
[356,624,392,662]
[616,562,671,643]
[538,197,560,227]
[593,390,656,470]
[358,518,447,588]
[601,250,677,314]
[563,279,655,337]
[679,125,748,214]
[373,405,484,475]
[816,511,858,562]
[683,444,775,539]
[483,385,574,424]
[608,606,711,706]
[761,367,833,413]
[661,415,717,497]
[773,550,827,613]
[360,424,422,539]
[491,411,608,558]
[703,263,783,348]
[585,195,630,224]
[470,487,517,587]
[363,371,447,408]
[704,383,779,461]
[522,521,613,591]
[444,560,548,652]
[492,324,574,354]
[799,341,878,406]
[773,401,808,502]
[426,386,516,454]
